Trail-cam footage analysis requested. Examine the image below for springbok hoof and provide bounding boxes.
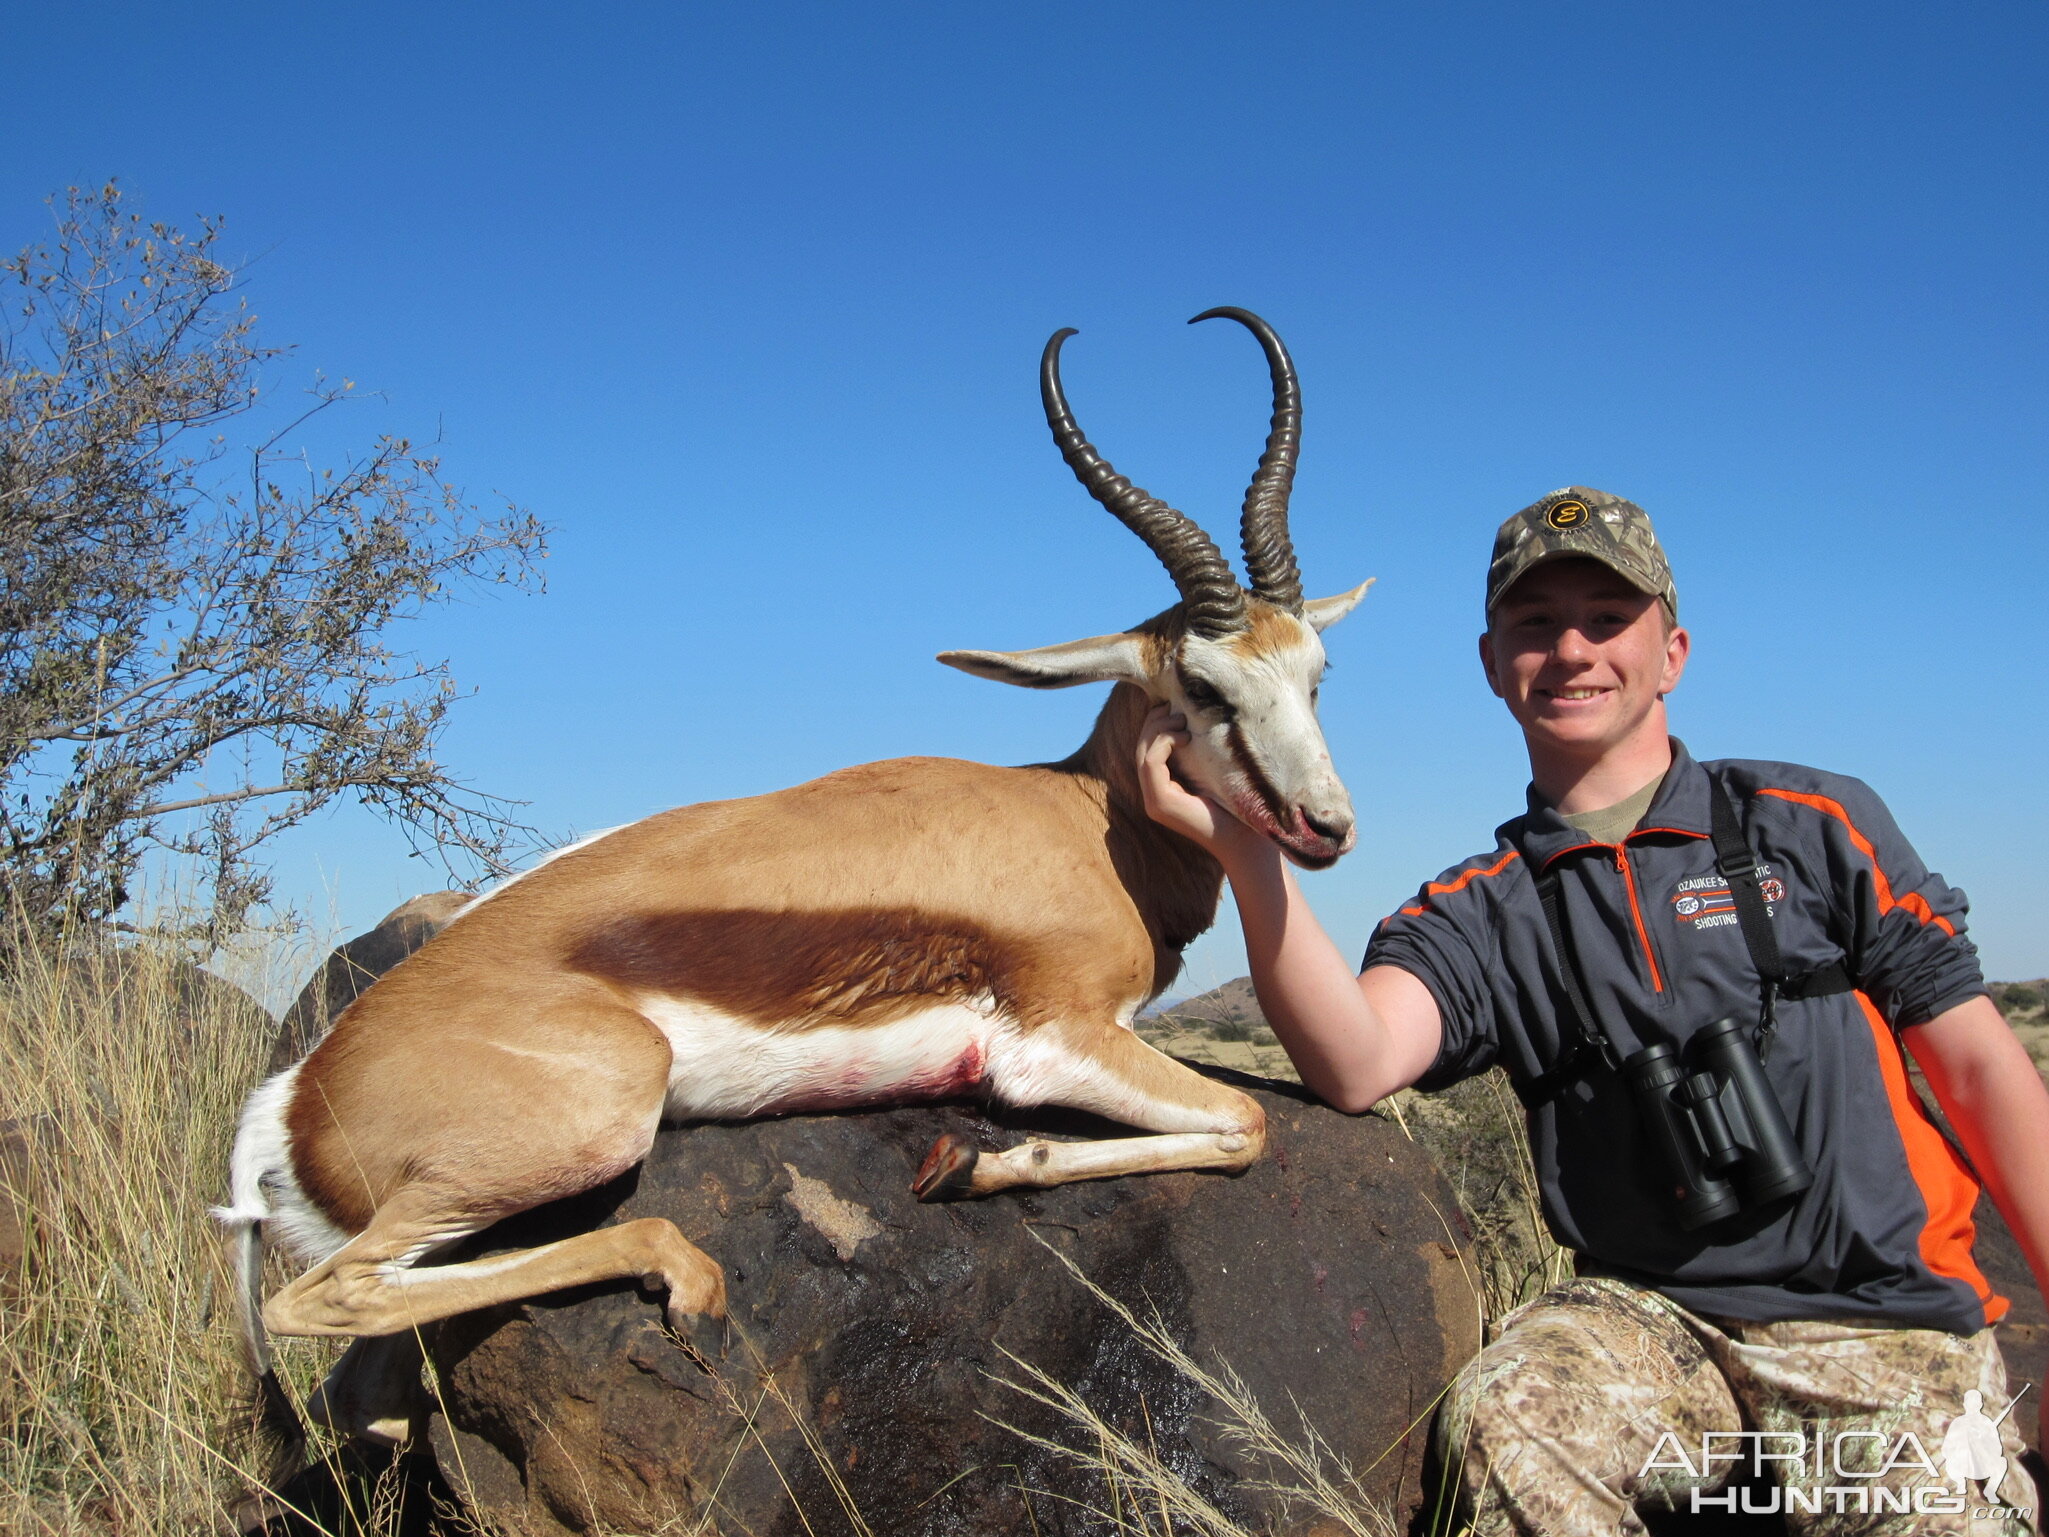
[307,1378,422,1448]
[912,1132,980,1201]
[306,1335,428,1447]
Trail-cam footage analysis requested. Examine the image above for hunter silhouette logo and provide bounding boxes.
[1545,498,1589,530]
[1938,1385,2027,1500]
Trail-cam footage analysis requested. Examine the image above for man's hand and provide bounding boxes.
[1135,703,1264,864]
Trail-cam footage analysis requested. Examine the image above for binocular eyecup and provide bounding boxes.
[1621,1017,1813,1232]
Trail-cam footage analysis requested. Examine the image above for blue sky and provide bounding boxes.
[10,3,2047,986]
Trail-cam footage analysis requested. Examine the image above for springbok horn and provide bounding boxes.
[1189,307,1304,613]
[1041,328,1248,639]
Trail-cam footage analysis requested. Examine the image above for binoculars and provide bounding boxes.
[1622,1017,1814,1231]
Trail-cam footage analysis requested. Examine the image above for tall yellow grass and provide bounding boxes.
[0,923,369,1535]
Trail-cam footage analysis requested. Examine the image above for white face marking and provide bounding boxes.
[1165,619,1354,866]
[941,589,1365,868]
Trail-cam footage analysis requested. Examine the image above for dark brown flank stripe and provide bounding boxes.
[564,908,1026,1029]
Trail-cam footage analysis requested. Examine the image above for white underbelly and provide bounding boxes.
[638,994,1001,1120]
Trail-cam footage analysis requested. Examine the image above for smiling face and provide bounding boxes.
[1479,557,1690,778]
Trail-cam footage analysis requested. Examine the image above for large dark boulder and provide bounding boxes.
[426,1078,1481,1537]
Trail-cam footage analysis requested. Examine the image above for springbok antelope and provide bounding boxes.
[220,307,1369,1449]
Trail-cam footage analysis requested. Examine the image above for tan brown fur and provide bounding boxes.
[252,672,1299,1445]
[1225,602,1308,659]
[229,323,1373,1452]
[285,681,1227,1241]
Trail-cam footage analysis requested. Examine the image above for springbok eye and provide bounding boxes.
[1182,676,1227,713]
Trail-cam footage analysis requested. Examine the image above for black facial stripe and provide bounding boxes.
[1223,720,1293,832]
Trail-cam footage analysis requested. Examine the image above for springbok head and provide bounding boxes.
[941,308,1368,870]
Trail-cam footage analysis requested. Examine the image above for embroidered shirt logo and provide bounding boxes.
[1671,866,1783,931]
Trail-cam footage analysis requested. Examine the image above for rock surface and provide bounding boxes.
[426,1077,1480,1537]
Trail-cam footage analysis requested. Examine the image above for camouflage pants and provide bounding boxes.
[1434,1277,2039,1536]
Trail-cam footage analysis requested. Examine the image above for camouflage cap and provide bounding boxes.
[1485,487,1678,618]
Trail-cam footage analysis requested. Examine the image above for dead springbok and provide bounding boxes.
[219,307,1369,1450]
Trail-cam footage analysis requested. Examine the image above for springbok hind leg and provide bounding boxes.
[265,1183,728,1340]
[913,1017,1267,1200]
[264,1183,728,1441]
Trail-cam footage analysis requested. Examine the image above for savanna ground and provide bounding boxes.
[5,915,2044,1536]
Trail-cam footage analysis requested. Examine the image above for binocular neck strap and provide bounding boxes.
[1527,867,1625,1107]
[1707,778,1787,1050]
[1520,773,1858,1108]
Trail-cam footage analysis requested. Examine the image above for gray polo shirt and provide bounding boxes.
[1366,741,1998,1334]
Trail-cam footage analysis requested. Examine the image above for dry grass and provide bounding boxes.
[0,918,389,1536]
[989,1235,1407,1537]
[1382,1072,1570,1324]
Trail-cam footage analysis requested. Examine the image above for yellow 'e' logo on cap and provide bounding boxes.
[1546,499,1588,530]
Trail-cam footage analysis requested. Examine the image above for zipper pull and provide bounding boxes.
[1614,845,1628,873]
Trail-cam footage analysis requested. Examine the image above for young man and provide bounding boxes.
[1137,488,2049,1534]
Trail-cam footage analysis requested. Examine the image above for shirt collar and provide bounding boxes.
[1507,739,1714,868]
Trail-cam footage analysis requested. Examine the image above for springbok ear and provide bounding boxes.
[937,632,1149,690]
[1303,579,1375,633]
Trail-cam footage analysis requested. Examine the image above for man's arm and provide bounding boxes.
[1906,995,2049,1452]
[1136,707,1443,1111]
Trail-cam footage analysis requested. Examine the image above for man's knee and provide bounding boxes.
[1433,1281,1732,1531]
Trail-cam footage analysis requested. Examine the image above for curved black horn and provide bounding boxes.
[1189,307,1304,612]
[1040,328,1247,637]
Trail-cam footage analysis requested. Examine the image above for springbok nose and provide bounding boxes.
[1304,810,1353,845]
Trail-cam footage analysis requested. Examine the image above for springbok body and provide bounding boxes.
[221,308,1369,1448]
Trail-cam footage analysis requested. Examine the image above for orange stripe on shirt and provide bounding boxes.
[1393,849,1521,920]
[1752,788,1957,935]
[1853,990,2005,1323]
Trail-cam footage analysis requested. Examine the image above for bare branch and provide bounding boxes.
[0,183,550,937]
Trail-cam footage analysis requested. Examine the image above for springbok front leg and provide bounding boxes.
[913,1017,1266,1199]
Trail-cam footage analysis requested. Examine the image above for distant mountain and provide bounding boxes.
[1145,976,1267,1039]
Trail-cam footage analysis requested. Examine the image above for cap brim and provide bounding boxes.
[1486,548,1668,613]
